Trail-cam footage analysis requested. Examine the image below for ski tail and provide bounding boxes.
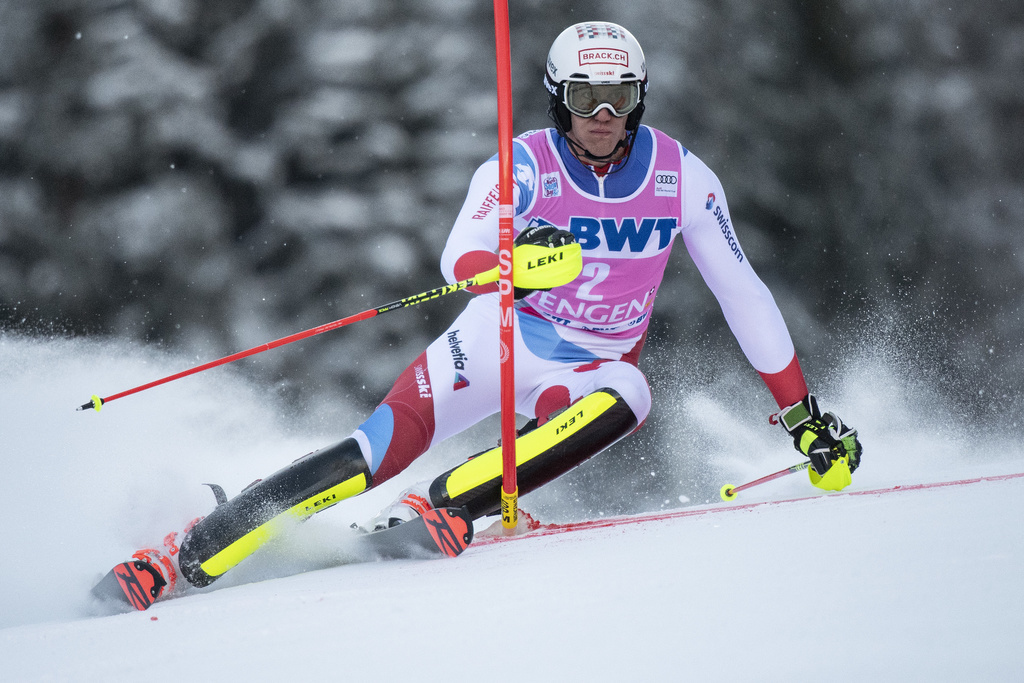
[423,507,474,557]
[90,517,201,612]
[354,507,473,560]
[91,560,167,611]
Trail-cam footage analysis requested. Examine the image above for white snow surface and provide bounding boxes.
[2,335,1023,681]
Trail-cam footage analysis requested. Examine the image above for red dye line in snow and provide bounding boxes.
[474,471,1024,546]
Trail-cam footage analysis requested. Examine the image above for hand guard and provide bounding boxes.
[512,226,576,299]
[773,395,862,491]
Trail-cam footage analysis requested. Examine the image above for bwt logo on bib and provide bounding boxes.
[568,216,677,252]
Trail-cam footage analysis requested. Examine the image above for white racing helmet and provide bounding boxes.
[544,21,648,134]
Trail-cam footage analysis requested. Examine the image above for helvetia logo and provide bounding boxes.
[453,373,470,391]
[447,330,468,370]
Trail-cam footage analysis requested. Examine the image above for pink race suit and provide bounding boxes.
[350,126,807,482]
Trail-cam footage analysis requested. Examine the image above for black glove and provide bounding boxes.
[512,226,575,299]
[774,395,862,490]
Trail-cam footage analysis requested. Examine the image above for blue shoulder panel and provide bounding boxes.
[485,140,538,214]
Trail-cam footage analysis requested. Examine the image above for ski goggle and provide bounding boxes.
[562,81,641,118]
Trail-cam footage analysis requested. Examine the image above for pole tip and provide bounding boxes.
[77,395,104,412]
[720,484,737,502]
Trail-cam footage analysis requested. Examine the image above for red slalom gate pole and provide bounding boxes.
[492,0,518,531]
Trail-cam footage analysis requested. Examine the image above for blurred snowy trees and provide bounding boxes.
[1,0,1021,411]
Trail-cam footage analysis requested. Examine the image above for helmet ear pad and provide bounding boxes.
[545,74,574,133]
[623,78,647,131]
[549,95,573,133]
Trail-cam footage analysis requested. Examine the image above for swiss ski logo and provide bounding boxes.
[654,171,678,197]
[542,172,561,198]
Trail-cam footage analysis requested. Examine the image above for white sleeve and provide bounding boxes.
[440,142,538,284]
[440,160,502,283]
[679,153,796,374]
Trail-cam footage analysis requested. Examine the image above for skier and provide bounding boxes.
[99,21,862,608]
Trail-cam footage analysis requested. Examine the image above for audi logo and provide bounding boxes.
[655,174,677,184]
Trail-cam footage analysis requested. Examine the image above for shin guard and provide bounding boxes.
[428,388,638,519]
[179,438,371,587]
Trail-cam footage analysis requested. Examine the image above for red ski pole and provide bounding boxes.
[76,277,484,412]
[719,462,810,501]
[77,244,582,413]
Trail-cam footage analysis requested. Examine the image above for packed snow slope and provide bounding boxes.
[1,334,1023,681]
